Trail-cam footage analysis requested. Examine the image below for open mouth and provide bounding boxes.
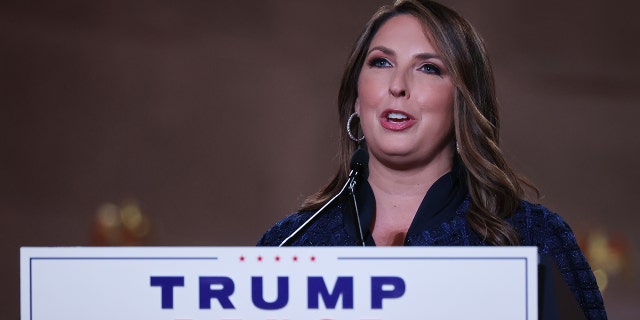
[386,112,409,122]
[379,110,416,131]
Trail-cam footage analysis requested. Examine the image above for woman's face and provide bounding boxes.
[355,14,455,170]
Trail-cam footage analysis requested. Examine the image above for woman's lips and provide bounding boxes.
[380,110,416,131]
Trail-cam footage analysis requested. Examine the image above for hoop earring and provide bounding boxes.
[347,112,365,142]
[456,140,460,153]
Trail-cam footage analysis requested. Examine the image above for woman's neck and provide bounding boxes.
[367,154,453,246]
[367,151,453,199]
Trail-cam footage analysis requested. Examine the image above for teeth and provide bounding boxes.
[387,112,408,121]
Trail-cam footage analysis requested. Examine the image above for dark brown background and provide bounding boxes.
[1,0,638,318]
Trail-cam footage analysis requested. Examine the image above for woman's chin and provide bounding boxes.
[369,146,453,170]
[371,146,414,159]
[371,150,422,168]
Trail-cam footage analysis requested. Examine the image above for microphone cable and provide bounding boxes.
[279,149,368,247]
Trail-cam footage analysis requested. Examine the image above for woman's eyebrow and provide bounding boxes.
[415,52,442,60]
[367,46,442,61]
[367,46,395,56]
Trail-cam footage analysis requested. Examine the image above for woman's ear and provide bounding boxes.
[354,98,360,114]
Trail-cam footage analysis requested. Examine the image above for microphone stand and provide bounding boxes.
[348,176,366,246]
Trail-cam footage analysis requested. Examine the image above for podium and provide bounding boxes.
[21,246,539,319]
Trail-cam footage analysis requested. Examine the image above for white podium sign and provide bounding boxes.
[21,246,537,320]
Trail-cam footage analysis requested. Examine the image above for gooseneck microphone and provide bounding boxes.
[347,149,367,246]
[279,149,368,247]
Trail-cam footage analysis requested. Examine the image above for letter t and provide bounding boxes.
[150,276,184,309]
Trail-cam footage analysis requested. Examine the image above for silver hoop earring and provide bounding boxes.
[347,112,365,142]
[455,140,460,153]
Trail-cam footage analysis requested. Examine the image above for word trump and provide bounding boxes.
[150,276,406,310]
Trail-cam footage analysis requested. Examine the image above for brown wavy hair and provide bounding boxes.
[301,0,536,245]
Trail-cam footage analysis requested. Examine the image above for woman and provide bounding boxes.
[258,0,606,318]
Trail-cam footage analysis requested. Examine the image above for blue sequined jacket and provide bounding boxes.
[258,196,607,319]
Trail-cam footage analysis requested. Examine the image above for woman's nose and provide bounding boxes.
[389,70,409,98]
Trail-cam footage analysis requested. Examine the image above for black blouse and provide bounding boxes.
[343,160,468,246]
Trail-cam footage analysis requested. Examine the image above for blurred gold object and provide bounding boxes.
[592,269,608,292]
[90,199,151,246]
[579,229,634,294]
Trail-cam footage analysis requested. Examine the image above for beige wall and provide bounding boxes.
[2,0,638,318]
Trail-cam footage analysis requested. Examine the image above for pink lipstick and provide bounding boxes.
[380,110,416,131]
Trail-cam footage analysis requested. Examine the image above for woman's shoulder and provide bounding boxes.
[257,210,315,246]
[510,201,606,318]
[257,204,352,246]
[508,199,588,248]
[508,200,580,251]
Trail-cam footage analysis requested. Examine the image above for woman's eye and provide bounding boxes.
[369,58,392,68]
[419,63,441,75]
